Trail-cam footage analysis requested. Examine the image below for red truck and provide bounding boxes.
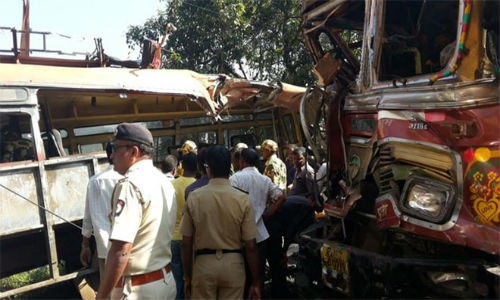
[295,0,499,298]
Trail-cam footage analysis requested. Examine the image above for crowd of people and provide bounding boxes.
[81,122,323,300]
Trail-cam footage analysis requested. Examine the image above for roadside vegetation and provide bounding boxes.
[0,262,79,299]
[0,266,51,299]
[0,266,50,291]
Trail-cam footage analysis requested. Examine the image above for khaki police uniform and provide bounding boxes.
[109,160,177,300]
[180,178,257,299]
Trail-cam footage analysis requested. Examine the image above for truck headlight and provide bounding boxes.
[400,175,456,223]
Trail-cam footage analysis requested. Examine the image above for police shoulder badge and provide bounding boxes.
[115,199,125,217]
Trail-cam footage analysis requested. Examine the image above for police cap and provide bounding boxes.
[114,123,154,147]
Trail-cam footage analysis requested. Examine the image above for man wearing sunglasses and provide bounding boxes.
[97,123,177,300]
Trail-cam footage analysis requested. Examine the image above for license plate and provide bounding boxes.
[320,244,350,295]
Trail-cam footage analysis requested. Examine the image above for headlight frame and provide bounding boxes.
[400,175,456,224]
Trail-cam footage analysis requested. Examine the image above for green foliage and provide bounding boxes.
[125,0,314,85]
[0,262,75,299]
[0,266,50,291]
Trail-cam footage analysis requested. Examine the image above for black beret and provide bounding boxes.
[114,123,154,147]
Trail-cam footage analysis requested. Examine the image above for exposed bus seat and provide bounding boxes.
[51,129,67,156]
[43,129,66,157]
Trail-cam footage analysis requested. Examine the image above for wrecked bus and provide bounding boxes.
[0,55,305,297]
[296,0,499,298]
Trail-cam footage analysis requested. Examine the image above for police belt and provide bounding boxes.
[194,248,242,257]
[115,264,171,287]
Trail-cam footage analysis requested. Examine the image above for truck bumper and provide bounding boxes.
[297,221,500,299]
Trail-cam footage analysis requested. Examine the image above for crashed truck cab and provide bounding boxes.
[296,0,499,298]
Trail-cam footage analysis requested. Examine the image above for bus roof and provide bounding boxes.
[0,64,306,118]
[0,64,218,115]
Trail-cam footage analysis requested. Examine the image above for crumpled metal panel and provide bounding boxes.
[0,168,41,234]
[45,161,93,224]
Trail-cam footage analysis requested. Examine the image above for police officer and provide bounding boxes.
[180,145,260,300]
[97,123,177,300]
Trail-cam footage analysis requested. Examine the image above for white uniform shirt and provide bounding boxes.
[165,172,175,181]
[110,159,177,275]
[82,166,122,258]
[229,166,283,243]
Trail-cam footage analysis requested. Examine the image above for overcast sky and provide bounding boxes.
[0,0,165,60]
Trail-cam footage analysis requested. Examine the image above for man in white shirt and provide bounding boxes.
[161,154,177,180]
[229,148,285,296]
[80,143,123,283]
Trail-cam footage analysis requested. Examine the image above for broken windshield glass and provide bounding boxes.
[378,0,459,81]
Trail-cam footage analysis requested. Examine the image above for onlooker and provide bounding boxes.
[170,152,197,300]
[261,139,287,192]
[260,140,291,298]
[230,142,248,173]
[177,140,197,177]
[286,147,317,242]
[184,146,210,200]
[265,146,317,299]
[289,146,315,197]
[229,148,285,296]
[181,145,260,300]
[161,154,178,180]
[97,123,177,300]
[180,140,198,156]
[80,143,123,284]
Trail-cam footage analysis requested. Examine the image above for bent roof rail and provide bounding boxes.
[0,64,307,120]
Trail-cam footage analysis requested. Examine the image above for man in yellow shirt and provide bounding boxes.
[170,152,197,299]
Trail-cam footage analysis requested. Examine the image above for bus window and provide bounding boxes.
[0,112,34,163]
[74,124,117,137]
[256,126,275,144]
[79,143,103,154]
[156,135,175,162]
[220,114,253,122]
[179,116,212,126]
[177,131,217,147]
[74,121,171,158]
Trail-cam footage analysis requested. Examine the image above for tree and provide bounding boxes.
[125,0,314,85]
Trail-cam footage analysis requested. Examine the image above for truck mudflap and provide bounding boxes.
[296,221,500,299]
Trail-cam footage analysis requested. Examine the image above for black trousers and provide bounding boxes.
[244,240,267,299]
[265,195,315,299]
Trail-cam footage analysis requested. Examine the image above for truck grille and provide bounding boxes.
[376,142,454,194]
